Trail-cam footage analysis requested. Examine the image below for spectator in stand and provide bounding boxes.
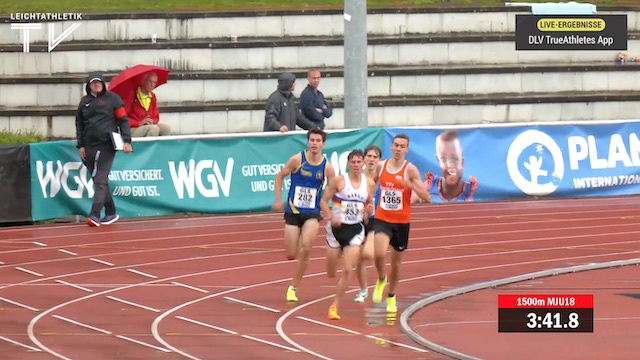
[124,71,171,137]
[264,72,316,132]
[299,68,332,130]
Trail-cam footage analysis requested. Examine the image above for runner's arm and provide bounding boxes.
[407,165,431,203]
[325,163,336,184]
[365,178,377,217]
[320,176,342,220]
[274,153,300,205]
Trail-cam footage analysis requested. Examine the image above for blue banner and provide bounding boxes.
[383,122,640,202]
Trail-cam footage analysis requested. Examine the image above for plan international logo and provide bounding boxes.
[10,12,83,52]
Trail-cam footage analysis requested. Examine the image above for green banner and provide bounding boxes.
[30,129,383,221]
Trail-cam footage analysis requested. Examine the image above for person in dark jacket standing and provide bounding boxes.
[263,72,316,132]
[299,68,332,130]
[75,71,133,227]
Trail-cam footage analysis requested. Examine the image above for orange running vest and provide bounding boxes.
[374,159,412,224]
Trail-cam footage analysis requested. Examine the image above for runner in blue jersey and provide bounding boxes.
[272,127,336,302]
[354,144,381,303]
[411,129,478,204]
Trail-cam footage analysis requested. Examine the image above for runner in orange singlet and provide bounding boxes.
[372,134,431,313]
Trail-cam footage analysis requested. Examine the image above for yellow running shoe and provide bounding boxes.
[328,305,340,320]
[286,286,298,302]
[386,295,397,313]
[373,277,386,304]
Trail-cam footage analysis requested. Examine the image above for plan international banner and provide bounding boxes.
[29,129,384,221]
[383,122,640,203]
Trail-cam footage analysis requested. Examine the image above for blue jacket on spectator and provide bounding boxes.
[299,85,332,130]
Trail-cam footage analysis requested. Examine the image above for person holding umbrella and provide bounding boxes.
[75,71,133,227]
[108,65,171,137]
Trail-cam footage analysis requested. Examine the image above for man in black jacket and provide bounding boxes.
[75,71,133,227]
[263,72,316,132]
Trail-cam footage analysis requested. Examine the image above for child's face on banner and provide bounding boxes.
[436,138,464,185]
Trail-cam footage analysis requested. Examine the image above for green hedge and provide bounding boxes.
[0,130,46,145]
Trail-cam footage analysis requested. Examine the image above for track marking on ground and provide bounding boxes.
[15,267,43,277]
[0,335,41,352]
[127,269,158,279]
[171,282,208,293]
[90,258,114,267]
[0,296,39,312]
[175,316,300,352]
[224,296,280,313]
[106,296,160,312]
[55,280,93,293]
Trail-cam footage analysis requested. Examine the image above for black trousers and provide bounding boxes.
[83,144,116,218]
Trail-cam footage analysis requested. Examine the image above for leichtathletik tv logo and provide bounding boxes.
[506,129,564,196]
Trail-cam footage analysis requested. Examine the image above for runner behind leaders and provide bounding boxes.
[372,134,431,313]
[320,149,376,320]
[272,127,336,302]
[354,144,382,303]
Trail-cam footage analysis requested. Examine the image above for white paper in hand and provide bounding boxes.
[111,132,124,151]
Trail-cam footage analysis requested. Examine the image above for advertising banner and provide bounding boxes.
[383,122,640,203]
[30,129,383,221]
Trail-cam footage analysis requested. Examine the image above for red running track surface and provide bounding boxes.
[0,196,639,359]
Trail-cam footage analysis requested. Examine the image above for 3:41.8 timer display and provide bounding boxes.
[498,295,594,333]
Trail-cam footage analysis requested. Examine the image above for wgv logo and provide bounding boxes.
[168,159,234,199]
[36,160,94,199]
[506,130,564,196]
[324,151,349,176]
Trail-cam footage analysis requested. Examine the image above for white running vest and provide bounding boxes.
[331,173,368,225]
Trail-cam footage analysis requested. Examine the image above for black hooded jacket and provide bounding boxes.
[263,72,316,132]
[75,71,132,149]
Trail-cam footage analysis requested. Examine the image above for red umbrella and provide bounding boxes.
[107,64,170,100]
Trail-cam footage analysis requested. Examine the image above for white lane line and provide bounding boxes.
[0,296,39,312]
[224,296,280,313]
[240,335,301,352]
[90,258,114,267]
[296,316,360,335]
[106,296,160,312]
[58,249,78,256]
[175,316,298,352]
[0,335,41,352]
[52,315,170,353]
[364,334,429,352]
[15,267,43,277]
[55,280,93,293]
[171,282,208,293]
[115,335,171,353]
[127,269,158,279]
[33,242,47,247]
[176,316,237,334]
[52,315,111,334]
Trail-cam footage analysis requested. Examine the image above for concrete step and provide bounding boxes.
[2,91,639,138]
[1,6,636,44]
[2,62,640,107]
[3,33,638,75]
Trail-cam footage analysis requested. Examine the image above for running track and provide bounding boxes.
[0,196,639,359]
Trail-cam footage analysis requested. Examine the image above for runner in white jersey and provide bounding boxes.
[354,144,381,303]
[320,149,376,320]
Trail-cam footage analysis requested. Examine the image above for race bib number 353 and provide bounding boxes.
[380,188,403,211]
[342,201,364,223]
[294,186,318,209]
